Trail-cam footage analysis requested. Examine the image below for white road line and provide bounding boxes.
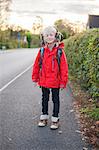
[0,64,33,92]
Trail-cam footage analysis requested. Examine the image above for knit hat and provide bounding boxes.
[40,26,63,45]
[42,26,57,36]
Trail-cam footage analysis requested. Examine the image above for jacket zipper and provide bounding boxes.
[52,56,54,71]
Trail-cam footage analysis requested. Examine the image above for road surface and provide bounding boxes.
[0,49,92,150]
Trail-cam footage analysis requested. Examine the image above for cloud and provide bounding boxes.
[9,10,57,18]
[11,0,99,16]
[9,0,99,28]
[62,3,99,15]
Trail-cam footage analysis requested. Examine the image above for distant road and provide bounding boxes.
[0,48,38,91]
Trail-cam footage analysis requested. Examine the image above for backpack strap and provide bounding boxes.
[57,48,62,69]
[39,47,62,70]
[39,47,45,69]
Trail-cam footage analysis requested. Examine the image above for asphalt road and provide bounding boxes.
[0,48,38,89]
[0,49,92,150]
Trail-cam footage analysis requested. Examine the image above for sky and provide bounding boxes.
[8,0,99,30]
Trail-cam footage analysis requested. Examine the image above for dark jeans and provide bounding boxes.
[41,87,60,117]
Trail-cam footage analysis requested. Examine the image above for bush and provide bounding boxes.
[64,28,99,100]
[0,29,40,49]
[31,34,40,48]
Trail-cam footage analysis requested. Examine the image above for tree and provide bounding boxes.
[54,19,75,39]
[32,16,43,34]
[0,0,12,26]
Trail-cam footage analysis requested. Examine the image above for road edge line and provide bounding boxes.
[0,64,32,92]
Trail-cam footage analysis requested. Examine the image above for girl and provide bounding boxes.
[32,26,68,129]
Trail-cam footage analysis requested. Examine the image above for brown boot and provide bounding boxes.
[50,116,59,130]
[38,114,49,127]
[38,119,48,127]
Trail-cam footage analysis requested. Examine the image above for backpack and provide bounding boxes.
[39,47,62,70]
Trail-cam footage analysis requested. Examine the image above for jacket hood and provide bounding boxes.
[59,42,64,49]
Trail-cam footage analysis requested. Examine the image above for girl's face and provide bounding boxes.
[44,32,56,44]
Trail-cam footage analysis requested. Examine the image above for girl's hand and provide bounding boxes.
[32,82,37,87]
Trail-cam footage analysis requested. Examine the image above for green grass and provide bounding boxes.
[80,107,99,121]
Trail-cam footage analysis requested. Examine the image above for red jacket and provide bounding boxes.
[32,43,68,88]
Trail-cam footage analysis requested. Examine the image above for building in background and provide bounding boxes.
[87,14,99,28]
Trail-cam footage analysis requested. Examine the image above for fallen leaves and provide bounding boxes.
[69,80,99,149]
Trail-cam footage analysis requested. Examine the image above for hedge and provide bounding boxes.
[0,29,40,49]
[64,28,99,100]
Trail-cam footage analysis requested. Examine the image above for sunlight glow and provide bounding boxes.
[8,0,99,30]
